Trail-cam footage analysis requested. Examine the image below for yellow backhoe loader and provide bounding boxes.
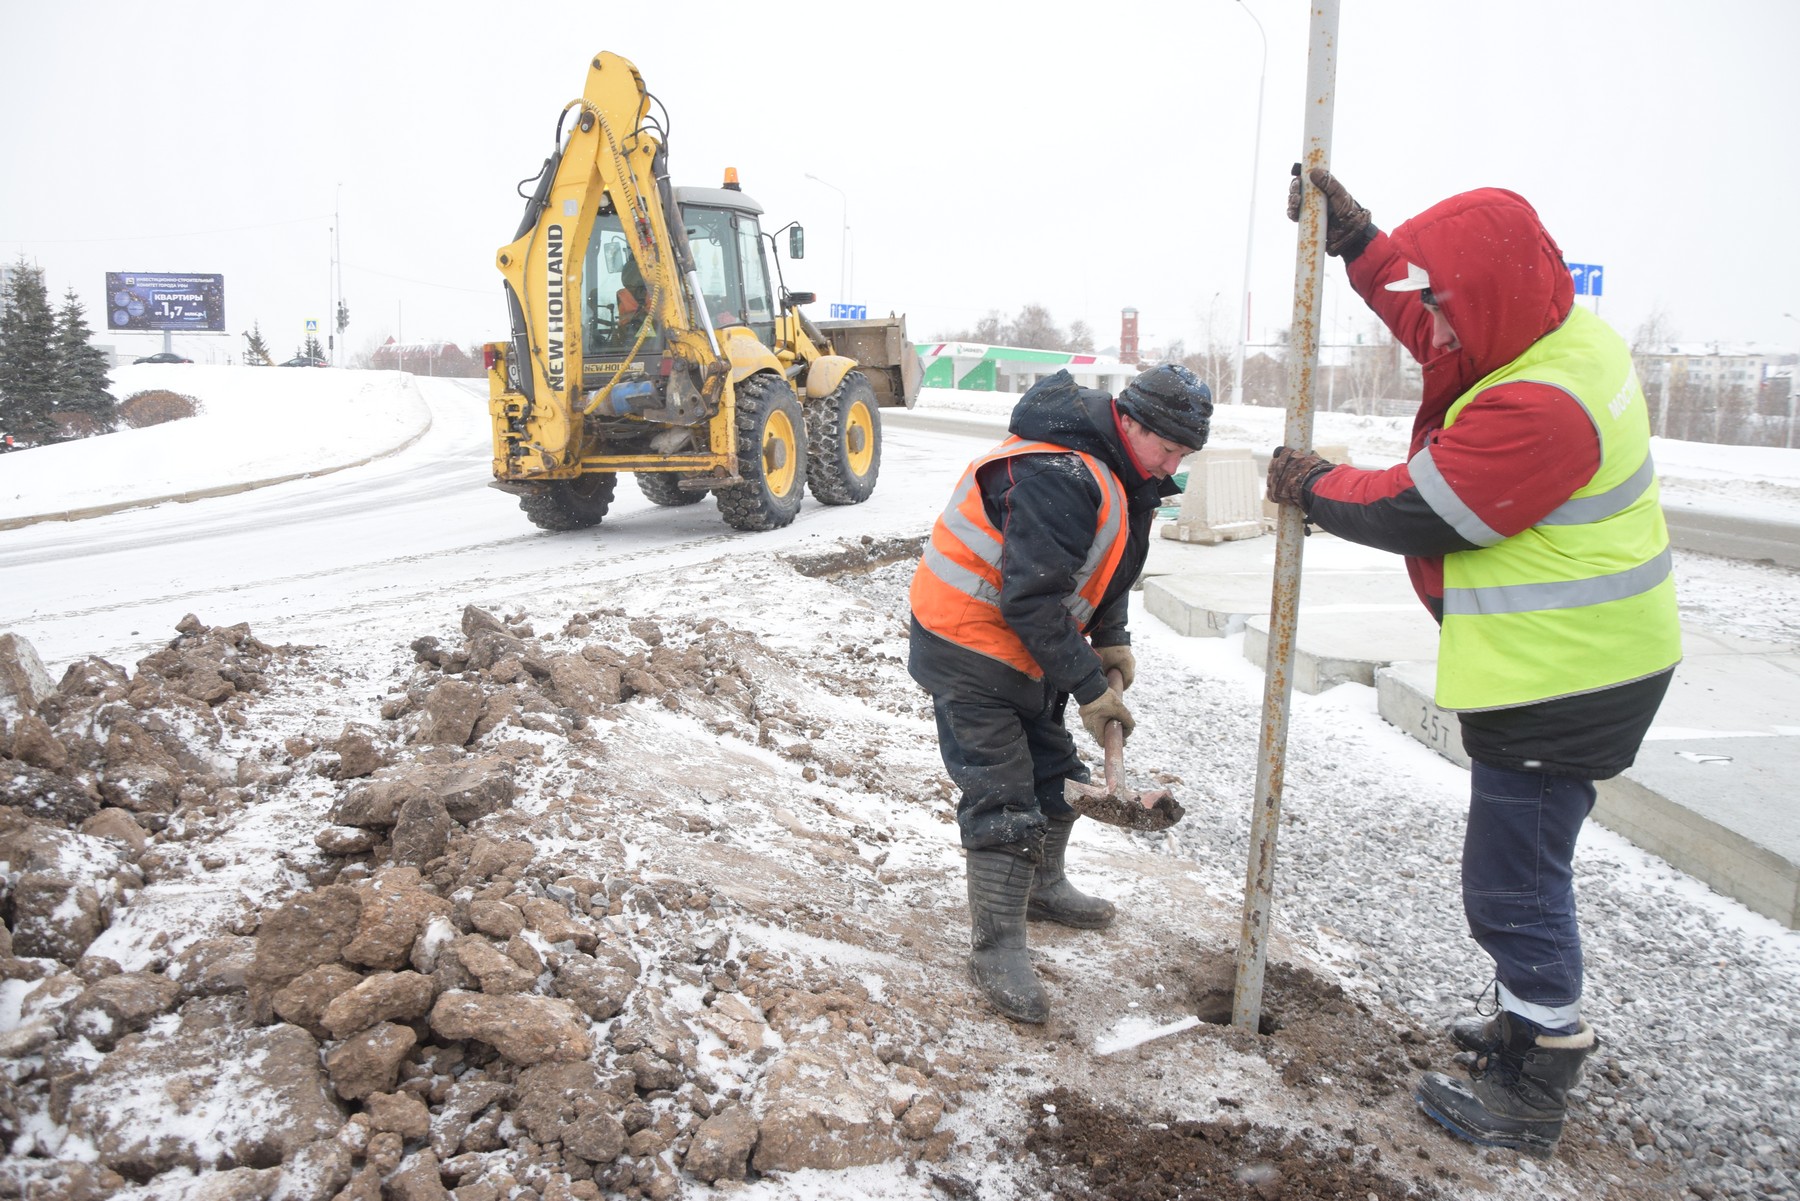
[484,51,919,532]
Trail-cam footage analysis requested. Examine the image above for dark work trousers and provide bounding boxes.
[932,685,1088,856]
[1461,761,1597,1035]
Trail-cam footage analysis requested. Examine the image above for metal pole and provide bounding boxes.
[1231,0,1268,408]
[805,173,849,305]
[1233,0,1339,1033]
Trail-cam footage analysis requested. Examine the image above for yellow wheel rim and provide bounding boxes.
[844,401,875,477]
[762,409,799,496]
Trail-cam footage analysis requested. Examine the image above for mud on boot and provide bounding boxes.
[1416,1011,1597,1158]
[966,848,1049,1023]
[1027,815,1116,929]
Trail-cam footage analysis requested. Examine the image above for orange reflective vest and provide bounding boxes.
[909,437,1130,677]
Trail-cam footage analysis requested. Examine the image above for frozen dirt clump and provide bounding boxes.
[1023,1085,1449,1201]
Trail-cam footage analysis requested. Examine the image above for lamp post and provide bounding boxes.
[805,173,851,305]
[1231,0,1268,408]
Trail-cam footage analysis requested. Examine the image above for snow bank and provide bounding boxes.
[0,365,433,524]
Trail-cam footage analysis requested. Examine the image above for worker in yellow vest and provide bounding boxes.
[1268,170,1680,1158]
[909,365,1212,1024]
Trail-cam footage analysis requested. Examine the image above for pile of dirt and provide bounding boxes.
[0,548,1695,1201]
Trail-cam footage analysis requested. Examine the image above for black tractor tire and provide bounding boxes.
[516,474,619,531]
[804,370,882,506]
[715,373,806,532]
[635,472,705,507]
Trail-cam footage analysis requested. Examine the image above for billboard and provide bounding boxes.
[105,272,226,333]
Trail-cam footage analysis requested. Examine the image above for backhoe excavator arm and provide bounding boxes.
[494,51,724,474]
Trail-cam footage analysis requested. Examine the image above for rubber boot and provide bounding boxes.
[1027,815,1116,929]
[1416,1011,1598,1158]
[966,849,1049,1024]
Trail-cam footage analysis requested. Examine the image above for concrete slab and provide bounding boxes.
[1139,518,1800,927]
[1597,739,1800,929]
[1245,608,1442,694]
[1374,644,1800,929]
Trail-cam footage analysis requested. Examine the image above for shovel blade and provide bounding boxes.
[1064,779,1185,832]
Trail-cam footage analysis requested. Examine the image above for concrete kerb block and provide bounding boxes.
[1161,449,1265,545]
[1377,653,1800,930]
[1597,741,1800,930]
[1374,660,1469,768]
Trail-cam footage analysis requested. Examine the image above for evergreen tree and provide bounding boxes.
[53,288,118,434]
[0,258,59,443]
[303,334,325,360]
[243,322,272,365]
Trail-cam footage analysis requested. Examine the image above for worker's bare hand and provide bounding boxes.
[1286,165,1375,258]
[1078,689,1135,744]
[1095,645,1136,692]
[1266,445,1334,508]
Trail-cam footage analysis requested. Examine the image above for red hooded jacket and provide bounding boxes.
[1306,189,1597,617]
[1301,189,1669,779]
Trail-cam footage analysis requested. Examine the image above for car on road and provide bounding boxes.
[134,352,193,364]
[279,356,329,368]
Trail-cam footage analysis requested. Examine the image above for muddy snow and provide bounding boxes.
[2,375,1799,1200]
[2,527,1795,1201]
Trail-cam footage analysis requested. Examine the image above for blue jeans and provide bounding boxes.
[1462,761,1596,1033]
[932,687,1086,855]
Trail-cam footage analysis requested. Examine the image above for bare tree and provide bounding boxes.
[1009,304,1063,350]
[1631,306,1679,438]
[1344,319,1407,414]
[931,303,1094,355]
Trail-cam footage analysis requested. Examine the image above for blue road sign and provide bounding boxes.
[829,303,867,320]
[1566,263,1605,297]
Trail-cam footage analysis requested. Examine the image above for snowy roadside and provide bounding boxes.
[1,371,1797,1201]
[0,366,433,527]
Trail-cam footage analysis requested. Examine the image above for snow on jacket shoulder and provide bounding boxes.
[1306,190,1602,616]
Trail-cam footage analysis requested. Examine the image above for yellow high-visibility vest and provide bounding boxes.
[1424,307,1681,710]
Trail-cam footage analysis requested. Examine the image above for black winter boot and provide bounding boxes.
[1449,980,1503,1058]
[1027,816,1116,929]
[1449,1014,1501,1057]
[966,849,1049,1024]
[1416,1011,1597,1158]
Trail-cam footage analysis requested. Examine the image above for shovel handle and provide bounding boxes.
[1101,667,1127,789]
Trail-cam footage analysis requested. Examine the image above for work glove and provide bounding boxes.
[1094,645,1136,692]
[1266,445,1334,508]
[1078,688,1135,745]
[1287,165,1376,259]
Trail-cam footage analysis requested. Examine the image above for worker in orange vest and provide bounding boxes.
[908,364,1212,1023]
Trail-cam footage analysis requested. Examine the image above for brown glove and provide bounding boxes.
[1286,165,1375,259]
[1078,688,1135,745]
[1095,645,1136,692]
[1266,445,1334,508]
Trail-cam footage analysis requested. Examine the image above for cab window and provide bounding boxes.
[582,213,661,356]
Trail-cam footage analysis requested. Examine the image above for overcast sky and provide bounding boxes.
[5,1,1797,370]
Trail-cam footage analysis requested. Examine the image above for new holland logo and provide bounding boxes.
[545,225,565,391]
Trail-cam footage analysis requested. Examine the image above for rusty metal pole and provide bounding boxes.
[1232,0,1340,1033]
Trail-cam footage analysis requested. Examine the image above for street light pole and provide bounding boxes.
[805,173,850,305]
[1231,0,1269,408]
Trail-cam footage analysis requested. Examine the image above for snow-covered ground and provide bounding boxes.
[2,367,1797,1201]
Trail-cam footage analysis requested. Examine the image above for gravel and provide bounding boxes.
[842,542,1800,1200]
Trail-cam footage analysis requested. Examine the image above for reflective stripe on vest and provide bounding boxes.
[909,437,1129,677]
[1433,307,1681,711]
